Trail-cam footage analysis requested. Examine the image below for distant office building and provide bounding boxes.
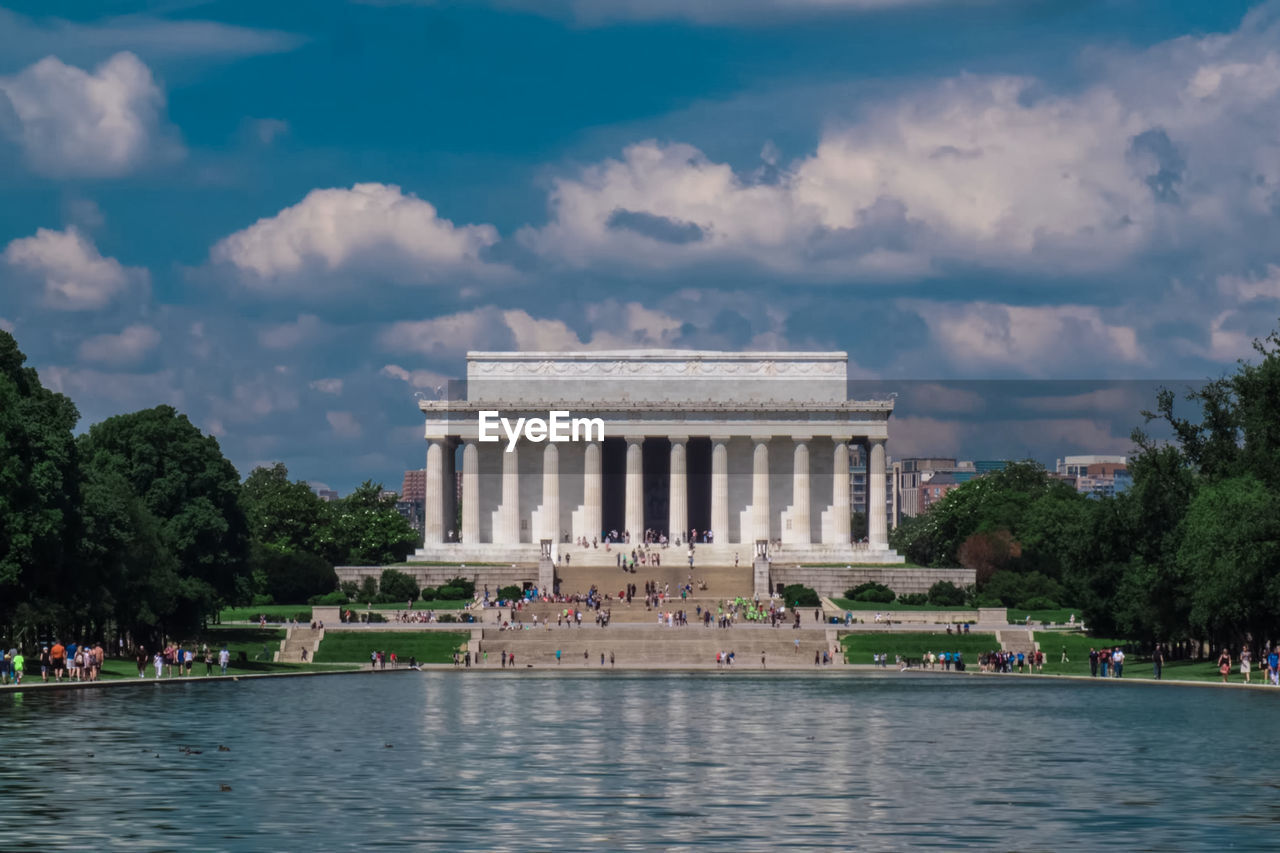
[918,472,965,512]
[1056,455,1130,498]
[401,469,426,504]
[315,487,339,502]
[891,458,977,523]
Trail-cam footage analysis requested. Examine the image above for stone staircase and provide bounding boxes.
[475,624,838,667]
[275,626,324,663]
[996,629,1039,659]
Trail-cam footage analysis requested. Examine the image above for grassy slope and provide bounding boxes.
[831,598,972,612]
[840,632,998,662]
[313,631,469,664]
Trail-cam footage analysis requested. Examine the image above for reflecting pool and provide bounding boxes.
[1,672,1276,850]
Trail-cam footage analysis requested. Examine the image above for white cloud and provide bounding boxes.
[0,9,303,67]
[522,11,1280,279]
[0,317,13,333]
[211,183,504,287]
[1218,265,1280,303]
[309,377,344,395]
[0,51,181,177]
[78,324,160,366]
[492,0,944,26]
[379,303,684,359]
[380,364,451,391]
[326,410,363,439]
[911,302,1145,372]
[258,314,325,350]
[3,226,144,310]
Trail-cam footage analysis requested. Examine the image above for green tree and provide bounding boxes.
[241,463,328,555]
[251,543,338,604]
[0,331,81,630]
[78,405,249,630]
[320,481,418,565]
[1177,476,1280,648]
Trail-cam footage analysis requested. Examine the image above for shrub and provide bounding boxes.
[437,584,465,600]
[846,582,895,603]
[363,611,386,623]
[782,584,820,608]
[251,593,274,606]
[926,581,965,607]
[497,584,523,601]
[308,590,349,606]
[340,580,360,600]
[419,586,437,601]
[973,593,1004,608]
[897,592,929,606]
[1017,596,1059,611]
[379,568,420,603]
[358,576,379,603]
[443,576,476,599]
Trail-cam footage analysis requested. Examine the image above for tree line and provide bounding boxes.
[0,331,419,647]
[891,330,1280,654]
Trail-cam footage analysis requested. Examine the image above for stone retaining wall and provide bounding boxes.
[335,564,535,592]
[771,565,976,597]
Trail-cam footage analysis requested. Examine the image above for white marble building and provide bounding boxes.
[410,350,904,566]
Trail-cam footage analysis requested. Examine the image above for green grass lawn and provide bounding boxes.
[220,599,472,622]
[1008,608,1079,625]
[840,631,998,664]
[804,562,924,569]
[313,631,469,664]
[220,604,313,622]
[831,598,972,612]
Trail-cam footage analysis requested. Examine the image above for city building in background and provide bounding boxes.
[1056,455,1130,498]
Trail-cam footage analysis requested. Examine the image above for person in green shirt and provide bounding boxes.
[12,652,24,685]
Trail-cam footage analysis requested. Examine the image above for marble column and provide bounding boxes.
[541,442,559,542]
[461,440,479,545]
[868,437,888,549]
[831,439,851,544]
[423,439,444,545]
[624,437,644,542]
[583,440,602,542]
[751,438,770,543]
[497,442,520,544]
[710,438,728,544]
[668,437,688,543]
[790,439,811,544]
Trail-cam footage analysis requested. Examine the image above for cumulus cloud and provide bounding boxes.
[326,410,363,439]
[258,314,326,350]
[0,317,13,333]
[0,8,303,67]
[0,51,180,177]
[380,364,451,390]
[3,226,145,310]
[78,324,161,366]
[521,9,1280,280]
[379,303,684,359]
[911,302,1145,373]
[210,183,504,288]
[491,0,942,26]
[308,377,344,395]
[1218,265,1280,303]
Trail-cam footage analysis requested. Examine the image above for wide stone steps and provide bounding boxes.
[275,627,324,663]
[477,626,836,666]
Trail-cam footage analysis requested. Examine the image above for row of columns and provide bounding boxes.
[426,436,888,549]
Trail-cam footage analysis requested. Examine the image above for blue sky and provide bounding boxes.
[1,0,1276,492]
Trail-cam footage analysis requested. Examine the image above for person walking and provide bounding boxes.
[1241,645,1252,684]
[1218,648,1232,683]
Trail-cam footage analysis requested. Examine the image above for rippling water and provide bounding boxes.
[2,672,1278,850]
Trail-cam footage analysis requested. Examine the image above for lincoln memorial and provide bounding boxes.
[410,350,906,580]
